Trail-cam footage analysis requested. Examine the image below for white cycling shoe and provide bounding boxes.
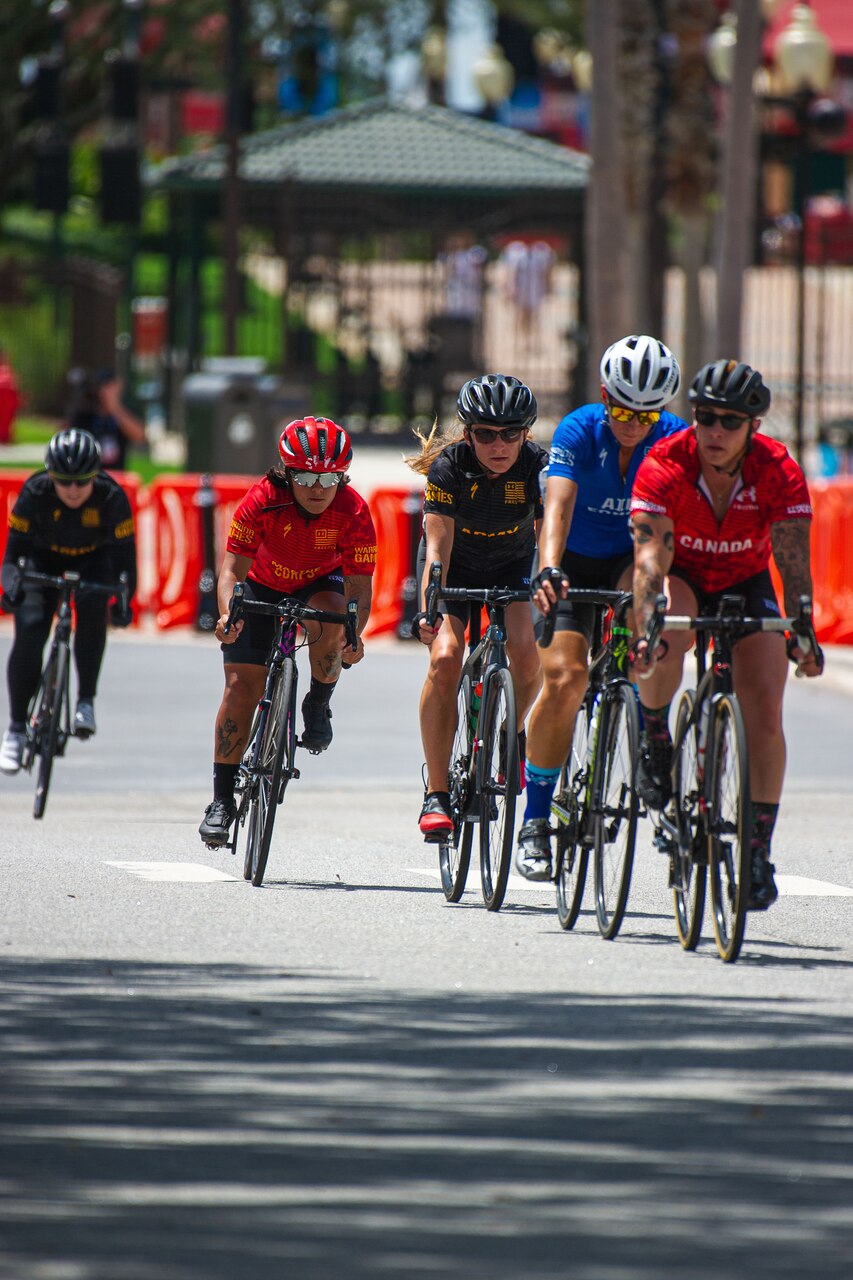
[0,729,25,775]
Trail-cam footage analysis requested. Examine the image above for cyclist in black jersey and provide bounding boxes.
[407,374,547,839]
[0,428,137,774]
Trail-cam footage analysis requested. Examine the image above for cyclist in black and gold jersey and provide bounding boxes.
[0,428,137,774]
[407,374,547,838]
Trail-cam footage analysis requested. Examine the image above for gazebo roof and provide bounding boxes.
[150,97,590,197]
[147,98,588,238]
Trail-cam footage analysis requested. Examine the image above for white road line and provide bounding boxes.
[408,867,554,892]
[409,869,853,899]
[106,861,239,883]
[775,874,853,898]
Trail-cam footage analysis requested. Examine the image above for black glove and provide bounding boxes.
[531,566,566,596]
[0,586,23,613]
[409,609,443,639]
[109,601,133,629]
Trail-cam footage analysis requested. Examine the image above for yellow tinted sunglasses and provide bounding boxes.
[607,400,661,427]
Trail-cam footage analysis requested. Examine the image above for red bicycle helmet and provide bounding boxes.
[278,417,352,472]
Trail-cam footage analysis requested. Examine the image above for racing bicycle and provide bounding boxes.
[645,592,822,963]
[14,559,130,819]
[424,562,529,912]
[222,584,358,887]
[540,589,640,939]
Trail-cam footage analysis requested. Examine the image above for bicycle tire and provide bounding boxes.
[33,645,67,820]
[554,699,591,931]
[240,702,265,881]
[707,693,751,963]
[478,667,518,911]
[246,662,293,887]
[671,690,706,950]
[593,681,639,940]
[439,673,475,902]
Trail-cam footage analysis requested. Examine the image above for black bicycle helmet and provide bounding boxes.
[45,428,102,478]
[457,374,537,429]
[688,359,771,417]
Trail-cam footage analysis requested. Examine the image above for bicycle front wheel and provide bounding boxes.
[671,690,706,950]
[593,682,639,940]
[33,645,67,820]
[707,694,751,963]
[245,661,293,887]
[479,667,518,912]
[555,700,590,930]
[439,674,475,902]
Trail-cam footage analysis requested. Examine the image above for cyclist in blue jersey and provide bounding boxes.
[516,334,688,880]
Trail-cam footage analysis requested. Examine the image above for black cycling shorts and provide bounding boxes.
[416,539,532,625]
[669,566,781,639]
[531,548,633,644]
[222,570,344,666]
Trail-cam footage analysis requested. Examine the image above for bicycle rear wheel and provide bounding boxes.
[593,682,639,940]
[671,690,706,950]
[555,700,591,930]
[33,645,67,820]
[707,694,750,963]
[479,667,518,911]
[245,662,293,887]
[439,674,475,902]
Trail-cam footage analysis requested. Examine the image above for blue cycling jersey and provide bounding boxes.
[547,403,688,557]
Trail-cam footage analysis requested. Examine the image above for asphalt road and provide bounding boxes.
[1,624,852,1280]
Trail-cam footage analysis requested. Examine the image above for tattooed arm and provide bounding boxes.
[342,573,373,665]
[630,511,675,669]
[770,519,813,616]
[771,518,822,678]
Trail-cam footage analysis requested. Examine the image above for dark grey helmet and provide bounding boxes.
[45,428,102,478]
[457,374,537,429]
[689,360,771,417]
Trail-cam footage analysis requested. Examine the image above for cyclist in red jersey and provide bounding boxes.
[198,417,376,847]
[630,359,823,910]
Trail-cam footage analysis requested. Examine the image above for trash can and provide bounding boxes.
[182,358,282,474]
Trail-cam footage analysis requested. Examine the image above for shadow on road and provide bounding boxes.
[2,957,853,1279]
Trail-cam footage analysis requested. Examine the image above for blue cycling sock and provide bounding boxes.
[523,763,561,822]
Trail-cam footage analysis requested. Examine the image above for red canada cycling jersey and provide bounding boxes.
[226,474,377,592]
[631,429,812,593]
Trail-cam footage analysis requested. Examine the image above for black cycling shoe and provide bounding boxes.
[636,730,673,810]
[199,799,236,848]
[747,848,779,911]
[301,694,333,753]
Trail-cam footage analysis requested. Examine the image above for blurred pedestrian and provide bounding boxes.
[67,368,146,472]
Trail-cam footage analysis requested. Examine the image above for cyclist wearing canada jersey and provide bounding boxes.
[406,374,546,840]
[0,428,136,774]
[630,359,823,911]
[198,417,376,848]
[517,334,686,881]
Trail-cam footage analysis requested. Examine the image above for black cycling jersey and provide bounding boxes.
[2,470,137,598]
[422,438,548,575]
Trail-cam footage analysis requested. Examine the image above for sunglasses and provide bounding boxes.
[467,426,526,444]
[291,470,343,489]
[694,408,753,432]
[49,472,97,488]
[607,400,661,427]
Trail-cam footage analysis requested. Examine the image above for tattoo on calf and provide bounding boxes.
[216,716,242,758]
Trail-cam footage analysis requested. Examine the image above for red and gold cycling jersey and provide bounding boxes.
[226,474,377,592]
[631,429,812,593]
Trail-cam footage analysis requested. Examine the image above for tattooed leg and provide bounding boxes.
[216,715,243,759]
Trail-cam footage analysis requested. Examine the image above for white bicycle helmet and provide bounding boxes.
[600,334,681,411]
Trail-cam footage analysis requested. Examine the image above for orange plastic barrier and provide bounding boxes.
[767,478,853,643]
[0,469,143,620]
[363,487,421,638]
[145,473,254,629]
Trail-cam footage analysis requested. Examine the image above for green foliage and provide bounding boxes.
[0,293,69,415]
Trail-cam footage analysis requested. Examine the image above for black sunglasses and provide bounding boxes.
[694,408,753,432]
[467,426,526,444]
